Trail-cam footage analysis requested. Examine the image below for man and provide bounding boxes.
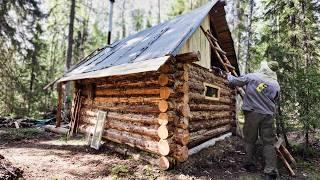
[227,60,280,179]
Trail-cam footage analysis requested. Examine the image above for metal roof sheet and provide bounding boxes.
[58,0,221,82]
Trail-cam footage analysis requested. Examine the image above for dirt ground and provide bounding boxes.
[0,128,319,180]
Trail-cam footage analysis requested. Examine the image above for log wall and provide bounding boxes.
[74,59,190,169]
[187,63,236,148]
[73,56,236,168]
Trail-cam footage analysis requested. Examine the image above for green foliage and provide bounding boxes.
[248,0,320,146]
[168,0,187,17]
[111,164,129,177]
[131,9,145,32]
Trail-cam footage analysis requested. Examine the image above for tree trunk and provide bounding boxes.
[65,0,76,107]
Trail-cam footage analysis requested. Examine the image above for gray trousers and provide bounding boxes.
[243,110,278,174]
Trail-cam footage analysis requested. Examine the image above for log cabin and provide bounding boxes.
[53,0,239,169]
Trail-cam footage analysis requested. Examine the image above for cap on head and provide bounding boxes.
[267,61,279,72]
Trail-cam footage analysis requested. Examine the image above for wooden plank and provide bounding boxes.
[90,111,107,150]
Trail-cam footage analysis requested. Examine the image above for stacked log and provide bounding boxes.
[187,63,236,148]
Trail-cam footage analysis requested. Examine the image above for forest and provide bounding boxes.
[0,0,320,179]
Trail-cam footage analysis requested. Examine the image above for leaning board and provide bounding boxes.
[90,111,107,150]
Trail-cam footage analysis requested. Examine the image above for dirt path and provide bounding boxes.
[0,128,319,179]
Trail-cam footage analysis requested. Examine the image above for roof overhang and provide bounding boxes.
[57,56,171,83]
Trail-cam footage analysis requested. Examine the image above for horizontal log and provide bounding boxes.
[189,118,232,132]
[172,128,190,146]
[175,51,201,63]
[188,64,229,85]
[189,104,234,111]
[104,140,170,169]
[190,111,233,121]
[94,96,161,105]
[81,71,160,85]
[94,88,160,97]
[79,124,162,155]
[189,92,235,104]
[170,144,188,162]
[174,117,189,129]
[82,102,160,114]
[81,110,159,125]
[188,77,232,94]
[107,119,160,140]
[189,124,232,148]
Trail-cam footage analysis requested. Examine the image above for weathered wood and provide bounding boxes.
[175,51,201,63]
[95,96,161,105]
[95,87,160,97]
[189,124,232,148]
[174,117,189,129]
[190,111,233,121]
[82,110,159,125]
[170,144,188,162]
[82,103,160,114]
[189,92,235,104]
[172,128,190,145]
[189,104,234,111]
[107,119,160,140]
[189,118,232,132]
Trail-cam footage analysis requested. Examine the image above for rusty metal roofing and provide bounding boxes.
[58,0,235,82]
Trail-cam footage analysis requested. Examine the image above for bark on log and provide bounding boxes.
[189,124,231,148]
[107,119,160,140]
[189,92,235,104]
[95,88,160,97]
[95,96,161,105]
[174,117,189,129]
[189,118,232,132]
[170,144,188,162]
[188,64,229,85]
[104,141,161,165]
[190,111,233,121]
[82,103,160,114]
[172,128,190,145]
[189,104,234,111]
[104,128,163,155]
[175,51,201,63]
[81,110,159,125]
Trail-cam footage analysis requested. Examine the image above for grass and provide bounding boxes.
[111,164,129,177]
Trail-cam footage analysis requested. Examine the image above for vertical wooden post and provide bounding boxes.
[56,83,63,127]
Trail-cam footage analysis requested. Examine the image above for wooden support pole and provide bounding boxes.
[56,83,63,127]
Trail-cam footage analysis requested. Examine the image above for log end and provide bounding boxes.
[158,156,170,170]
[158,100,168,113]
[158,139,170,156]
[158,125,169,139]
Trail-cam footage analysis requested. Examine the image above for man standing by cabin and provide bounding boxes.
[227,61,280,179]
